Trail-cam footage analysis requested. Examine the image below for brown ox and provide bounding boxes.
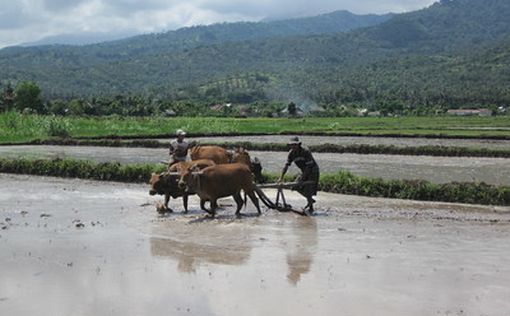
[149,159,215,213]
[232,147,263,183]
[178,163,261,217]
[189,145,232,164]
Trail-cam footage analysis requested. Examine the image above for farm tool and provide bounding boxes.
[254,181,316,216]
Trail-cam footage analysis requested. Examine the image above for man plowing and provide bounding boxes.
[278,136,320,214]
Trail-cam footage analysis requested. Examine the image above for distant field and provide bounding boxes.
[1,112,509,144]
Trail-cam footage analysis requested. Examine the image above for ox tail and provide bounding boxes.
[253,186,277,209]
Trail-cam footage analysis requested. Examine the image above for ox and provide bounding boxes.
[190,145,232,164]
[149,159,215,213]
[191,145,263,183]
[231,147,263,183]
[178,163,261,217]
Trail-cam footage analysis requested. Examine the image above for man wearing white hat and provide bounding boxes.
[169,129,189,166]
[278,136,320,213]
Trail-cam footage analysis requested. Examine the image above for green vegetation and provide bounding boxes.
[1,0,510,112]
[1,112,509,144]
[0,157,508,206]
[12,81,43,113]
[318,171,510,206]
[0,158,162,183]
[13,138,510,159]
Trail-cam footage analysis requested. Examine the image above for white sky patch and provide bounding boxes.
[0,0,437,48]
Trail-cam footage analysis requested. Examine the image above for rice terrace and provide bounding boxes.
[1,0,510,315]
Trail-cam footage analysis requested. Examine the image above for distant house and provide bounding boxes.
[236,105,252,118]
[447,109,492,117]
[308,104,326,115]
[163,109,177,117]
[367,111,381,117]
[280,106,304,117]
[209,104,225,112]
[357,109,368,117]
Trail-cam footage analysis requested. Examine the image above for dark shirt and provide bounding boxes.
[285,146,317,172]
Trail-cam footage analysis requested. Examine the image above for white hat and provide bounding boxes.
[288,136,301,145]
[176,129,186,136]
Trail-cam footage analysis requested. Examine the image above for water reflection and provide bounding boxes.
[285,217,318,286]
[150,219,254,273]
[150,236,251,273]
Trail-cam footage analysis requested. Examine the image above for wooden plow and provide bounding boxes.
[254,181,316,216]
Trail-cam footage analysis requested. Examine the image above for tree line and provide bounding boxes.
[1,80,507,117]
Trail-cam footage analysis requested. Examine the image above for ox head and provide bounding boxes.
[232,147,250,165]
[149,172,181,196]
[250,157,263,183]
[178,164,203,191]
[233,148,263,183]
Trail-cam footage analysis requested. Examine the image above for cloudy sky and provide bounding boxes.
[0,0,436,48]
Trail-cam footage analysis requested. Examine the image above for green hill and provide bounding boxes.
[1,0,510,109]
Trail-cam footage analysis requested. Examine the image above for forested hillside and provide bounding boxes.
[1,0,509,111]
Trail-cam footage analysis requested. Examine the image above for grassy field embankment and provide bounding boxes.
[13,138,510,158]
[1,158,508,206]
[1,111,510,144]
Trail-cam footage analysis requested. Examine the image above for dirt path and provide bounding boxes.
[1,174,509,316]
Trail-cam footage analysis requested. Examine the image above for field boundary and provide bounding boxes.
[1,158,508,206]
[3,138,510,158]
[69,131,510,140]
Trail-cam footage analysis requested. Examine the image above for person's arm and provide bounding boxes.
[278,164,289,183]
[169,141,175,156]
[278,151,293,182]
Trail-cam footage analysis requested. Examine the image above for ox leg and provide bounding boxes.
[183,194,189,213]
[210,200,217,217]
[246,190,261,215]
[164,193,173,213]
[200,199,214,216]
[200,199,209,213]
[233,192,244,216]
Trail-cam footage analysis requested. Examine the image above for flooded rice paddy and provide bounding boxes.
[164,135,510,149]
[0,145,509,185]
[1,174,509,316]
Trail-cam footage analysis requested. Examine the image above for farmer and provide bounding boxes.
[278,136,320,213]
[169,129,189,166]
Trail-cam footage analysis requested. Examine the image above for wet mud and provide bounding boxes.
[1,173,509,316]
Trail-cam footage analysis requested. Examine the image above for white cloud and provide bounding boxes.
[0,0,437,48]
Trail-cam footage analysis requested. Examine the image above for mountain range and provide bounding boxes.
[1,0,509,109]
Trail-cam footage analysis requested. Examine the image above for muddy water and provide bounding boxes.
[1,145,509,185]
[159,135,510,149]
[1,174,509,316]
